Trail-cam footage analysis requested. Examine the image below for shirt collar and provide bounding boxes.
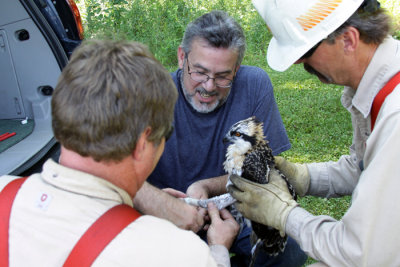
[41,159,133,206]
[351,36,400,118]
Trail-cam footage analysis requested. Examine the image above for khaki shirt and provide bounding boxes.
[286,36,400,266]
[1,160,228,266]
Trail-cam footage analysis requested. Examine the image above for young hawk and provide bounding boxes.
[223,116,297,259]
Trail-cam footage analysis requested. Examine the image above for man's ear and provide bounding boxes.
[132,127,152,161]
[342,26,359,53]
[177,46,185,69]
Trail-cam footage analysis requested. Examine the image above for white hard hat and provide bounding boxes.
[252,0,364,71]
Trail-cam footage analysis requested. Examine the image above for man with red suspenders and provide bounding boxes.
[228,0,400,266]
[0,40,239,266]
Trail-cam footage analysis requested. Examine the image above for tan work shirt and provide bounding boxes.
[286,36,400,266]
[1,159,228,266]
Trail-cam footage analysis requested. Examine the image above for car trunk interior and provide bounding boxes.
[0,0,66,175]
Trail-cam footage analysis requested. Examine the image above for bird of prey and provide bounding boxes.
[223,116,297,259]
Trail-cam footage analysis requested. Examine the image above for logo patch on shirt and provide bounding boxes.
[36,192,52,211]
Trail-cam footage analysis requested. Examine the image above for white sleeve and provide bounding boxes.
[209,245,230,267]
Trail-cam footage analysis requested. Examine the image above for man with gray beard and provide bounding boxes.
[133,10,307,267]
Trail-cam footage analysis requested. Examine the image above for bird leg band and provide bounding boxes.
[182,193,236,210]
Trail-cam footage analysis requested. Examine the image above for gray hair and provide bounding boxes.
[327,0,391,44]
[181,10,246,66]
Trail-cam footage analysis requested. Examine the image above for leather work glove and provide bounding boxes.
[228,170,298,237]
[274,156,310,196]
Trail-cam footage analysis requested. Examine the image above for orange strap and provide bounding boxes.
[0,177,28,267]
[63,204,141,266]
[371,72,400,131]
[0,177,140,267]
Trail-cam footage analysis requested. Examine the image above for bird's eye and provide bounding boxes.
[234,132,241,137]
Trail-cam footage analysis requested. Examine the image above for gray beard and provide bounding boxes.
[180,70,230,113]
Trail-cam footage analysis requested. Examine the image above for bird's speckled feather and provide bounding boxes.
[223,116,297,258]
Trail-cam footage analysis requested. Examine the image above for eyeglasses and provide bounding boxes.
[186,56,234,88]
[300,40,323,60]
[164,125,174,142]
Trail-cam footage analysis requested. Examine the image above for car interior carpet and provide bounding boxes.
[0,119,35,153]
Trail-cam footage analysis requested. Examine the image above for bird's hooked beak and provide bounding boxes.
[223,132,232,144]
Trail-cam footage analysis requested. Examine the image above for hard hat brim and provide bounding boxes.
[256,0,364,72]
[267,37,310,72]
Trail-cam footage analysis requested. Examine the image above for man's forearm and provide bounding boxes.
[134,181,205,232]
[190,175,229,198]
[134,181,177,218]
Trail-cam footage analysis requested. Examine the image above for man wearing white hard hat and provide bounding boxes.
[228,0,400,266]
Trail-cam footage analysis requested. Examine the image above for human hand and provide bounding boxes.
[206,202,239,249]
[167,204,207,233]
[161,188,206,232]
[162,187,187,198]
[274,156,310,196]
[157,187,207,232]
[161,188,208,232]
[228,170,298,237]
[134,182,206,232]
[173,200,207,233]
[186,181,209,200]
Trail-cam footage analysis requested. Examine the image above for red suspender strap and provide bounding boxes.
[371,72,400,131]
[63,204,141,267]
[0,177,28,267]
[0,177,140,267]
